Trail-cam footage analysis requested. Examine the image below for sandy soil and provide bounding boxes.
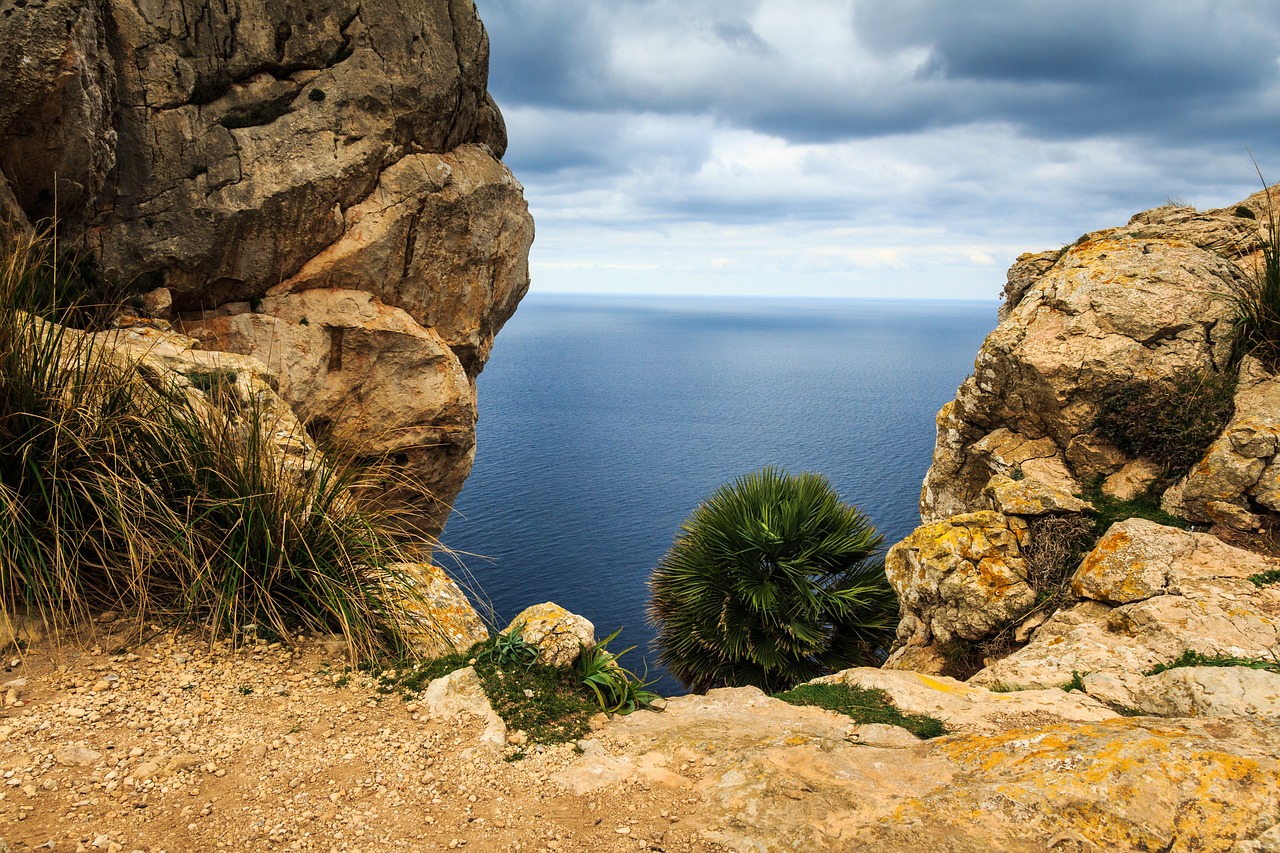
[0,619,727,853]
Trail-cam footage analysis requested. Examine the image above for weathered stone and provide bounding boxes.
[1084,666,1280,720]
[420,666,505,748]
[54,744,102,766]
[572,686,1280,852]
[999,249,1059,319]
[984,474,1088,516]
[1101,456,1162,500]
[1177,358,1280,527]
[922,226,1240,523]
[814,667,1117,734]
[0,0,533,538]
[0,610,47,650]
[386,563,488,659]
[1072,518,1273,604]
[1064,433,1128,480]
[885,511,1034,647]
[973,521,1280,690]
[504,603,595,668]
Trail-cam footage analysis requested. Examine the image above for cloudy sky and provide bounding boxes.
[475,0,1280,300]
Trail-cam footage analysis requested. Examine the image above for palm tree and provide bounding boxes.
[647,466,897,693]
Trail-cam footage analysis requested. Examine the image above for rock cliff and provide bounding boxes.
[0,0,533,533]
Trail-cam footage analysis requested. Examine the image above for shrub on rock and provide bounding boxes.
[648,467,896,693]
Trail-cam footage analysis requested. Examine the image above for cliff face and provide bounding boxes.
[885,188,1280,681]
[0,0,533,532]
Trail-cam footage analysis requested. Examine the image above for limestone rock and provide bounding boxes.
[972,521,1280,690]
[505,603,595,667]
[922,222,1240,523]
[0,610,47,650]
[983,474,1089,516]
[54,744,102,766]
[576,687,1280,852]
[1072,517,1273,604]
[386,563,488,659]
[420,666,505,748]
[0,0,533,537]
[1175,357,1280,528]
[1084,666,1280,720]
[885,511,1034,647]
[1101,456,1162,500]
[814,667,1116,733]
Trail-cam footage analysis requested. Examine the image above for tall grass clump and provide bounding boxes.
[648,467,897,694]
[1232,173,1280,372]
[0,228,429,657]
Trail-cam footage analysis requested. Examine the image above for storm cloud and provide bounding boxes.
[475,0,1280,299]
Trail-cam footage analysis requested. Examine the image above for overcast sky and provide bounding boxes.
[475,0,1280,300]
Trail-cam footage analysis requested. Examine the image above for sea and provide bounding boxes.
[439,293,998,696]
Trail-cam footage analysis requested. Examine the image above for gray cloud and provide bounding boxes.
[473,0,1280,298]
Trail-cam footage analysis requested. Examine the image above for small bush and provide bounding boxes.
[1024,513,1095,607]
[378,638,601,746]
[648,467,897,694]
[1093,370,1236,480]
[308,88,327,103]
[1249,568,1280,587]
[774,682,947,739]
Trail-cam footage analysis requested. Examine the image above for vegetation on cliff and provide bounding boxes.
[648,467,897,693]
[0,230,430,659]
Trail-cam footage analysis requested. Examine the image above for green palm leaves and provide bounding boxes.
[648,467,898,693]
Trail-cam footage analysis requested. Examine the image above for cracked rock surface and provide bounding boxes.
[0,0,533,533]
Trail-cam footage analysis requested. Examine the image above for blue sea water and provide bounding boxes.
[440,293,997,695]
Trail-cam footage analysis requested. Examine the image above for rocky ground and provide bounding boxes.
[0,620,723,853]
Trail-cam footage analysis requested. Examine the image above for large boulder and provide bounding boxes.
[0,0,533,534]
[921,205,1248,524]
[885,510,1035,651]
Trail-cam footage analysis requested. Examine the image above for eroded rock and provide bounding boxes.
[505,603,595,668]
[0,0,533,537]
[885,510,1034,648]
[972,521,1280,691]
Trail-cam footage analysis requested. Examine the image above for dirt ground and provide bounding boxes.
[0,619,729,853]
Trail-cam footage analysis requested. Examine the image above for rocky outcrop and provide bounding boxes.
[889,188,1280,667]
[886,510,1035,647]
[970,519,1280,692]
[0,0,533,534]
[921,201,1256,524]
[1167,357,1280,527]
[556,685,1280,852]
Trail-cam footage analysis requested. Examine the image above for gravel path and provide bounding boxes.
[0,620,726,853]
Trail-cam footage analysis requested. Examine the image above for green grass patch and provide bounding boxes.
[1145,649,1280,676]
[773,682,947,739]
[1249,568,1280,587]
[377,629,661,748]
[1061,670,1088,693]
[377,639,598,746]
[1083,480,1189,535]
